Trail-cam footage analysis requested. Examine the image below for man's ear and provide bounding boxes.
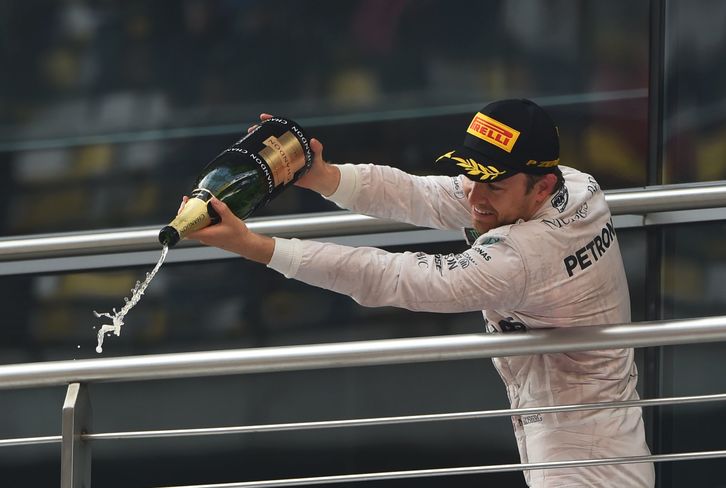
[537,173,558,200]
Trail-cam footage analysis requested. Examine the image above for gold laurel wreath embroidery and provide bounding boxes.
[452,157,506,181]
[527,158,560,168]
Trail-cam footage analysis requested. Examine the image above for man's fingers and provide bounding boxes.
[177,196,189,215]
[209,197,232,218]
[311,138,324,160]
[247,113,274,133]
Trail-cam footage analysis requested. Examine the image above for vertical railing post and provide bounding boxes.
[646,0,668,486]
[61,383,92,488]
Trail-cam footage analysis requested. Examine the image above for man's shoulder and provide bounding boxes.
[533,165,609,227]
[560,165,603,198]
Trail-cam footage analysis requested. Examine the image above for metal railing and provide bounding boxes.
[0,181,726,269]
[2,316,726,389]
[2,180,726,486]
[3,316,726,487]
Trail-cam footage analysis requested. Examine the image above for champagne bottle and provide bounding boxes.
[159,117,313,247]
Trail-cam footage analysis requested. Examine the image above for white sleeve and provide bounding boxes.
[323,163,471,231]
[268,237,525,313]
[267,237,303,278]
[325,164,360,209]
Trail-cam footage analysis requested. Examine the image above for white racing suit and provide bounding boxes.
[268,163,655,487]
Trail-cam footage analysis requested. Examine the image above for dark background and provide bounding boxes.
[1,1,725,486]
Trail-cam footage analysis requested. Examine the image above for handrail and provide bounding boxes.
[78,392,726,441]
[1,181,726,262]
[4,392,726,448]
[1,315,726,390]
[0,212,409,261]
[153,450,726,488]
[604,180,726,214]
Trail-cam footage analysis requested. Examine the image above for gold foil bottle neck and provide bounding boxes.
[159,197,212,246]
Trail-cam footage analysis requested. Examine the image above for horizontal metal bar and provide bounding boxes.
[605,181,726,214]
[644,207,726,226]
[0,212,412,262]
[1,181,725,264]
[0,214,644,275]
[5,391,721,450]
[0,213,658,276]
[0,229,464,277]
[0,435,61,448]
[2,315,726,390]
[83,393,726,442]
[155,450,726,488]
[6,392,723,448]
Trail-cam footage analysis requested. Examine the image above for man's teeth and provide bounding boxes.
[474,208,493,215]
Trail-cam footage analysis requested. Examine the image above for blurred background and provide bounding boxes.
[0,0,725,486]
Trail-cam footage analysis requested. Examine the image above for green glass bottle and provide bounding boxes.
[159,117,313,247]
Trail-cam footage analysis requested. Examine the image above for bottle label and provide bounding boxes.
[259,131,306,187]
[167,196,212,238]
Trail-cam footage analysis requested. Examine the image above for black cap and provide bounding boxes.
[436,99,559,182]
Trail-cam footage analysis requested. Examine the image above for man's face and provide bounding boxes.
[463,173,545,233]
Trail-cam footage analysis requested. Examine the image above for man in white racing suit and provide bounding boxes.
[185,99,655,487]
